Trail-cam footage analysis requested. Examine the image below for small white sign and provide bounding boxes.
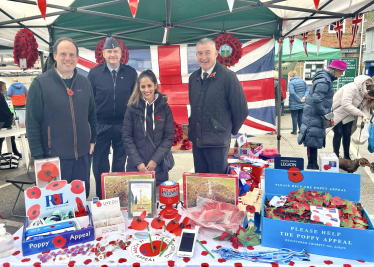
[19,58,27,69]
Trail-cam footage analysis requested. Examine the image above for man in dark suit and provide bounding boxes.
[188,38,248,173]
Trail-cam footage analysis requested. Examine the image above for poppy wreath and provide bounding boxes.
[173,121,184,146]
[95,37,129,65]
[13,28,39,70]
[180,138,192,150]
[213,33,242,67]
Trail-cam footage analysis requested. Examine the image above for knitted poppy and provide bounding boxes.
[46,180,67,191]
[71,180,84,194]
[52,235,67,248]
[37,162,59,182]
[27,204,40,220]
[26,186,41,199]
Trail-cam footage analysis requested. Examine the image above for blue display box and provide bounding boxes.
[22,180,95,256]
[261,169,374,262]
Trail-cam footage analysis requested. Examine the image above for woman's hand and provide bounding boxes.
[301,97,306,102]
[146,160,157,171]
[137,163,147,171]
[362,114,369,123]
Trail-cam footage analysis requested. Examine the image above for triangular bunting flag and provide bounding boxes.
[289,36,294,59]
[333,19,344,50]
[37,0,47,20]
[276,37,283,58]
[128,0,139,18]
[351,13,363,47]
[227,0,235,12]
[301,32,308,57]
[315,26,324,56]
[313,0,320,11]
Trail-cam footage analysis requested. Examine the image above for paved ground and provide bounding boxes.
[1,111,373,235]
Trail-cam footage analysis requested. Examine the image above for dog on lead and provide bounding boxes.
[339,158,372,173]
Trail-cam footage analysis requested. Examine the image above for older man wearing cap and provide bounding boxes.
[88,37,137,199]
[298,59,347,170]
[26,37,96,198]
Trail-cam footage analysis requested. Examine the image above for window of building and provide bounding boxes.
[328,20,346,34]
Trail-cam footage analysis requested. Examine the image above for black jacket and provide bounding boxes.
[122,94,174,185]
[88,63,137,124]
[188,63,248,147]
[0,94,13,127]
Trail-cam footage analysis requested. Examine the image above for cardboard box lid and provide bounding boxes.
[264,169,360,201]
[319,152,339,159]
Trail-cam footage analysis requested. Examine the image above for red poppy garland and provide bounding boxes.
[13,28,39,70]
[95,37,129,65]
[213,33,242,67]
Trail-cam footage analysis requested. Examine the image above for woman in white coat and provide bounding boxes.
[332,75,374,159]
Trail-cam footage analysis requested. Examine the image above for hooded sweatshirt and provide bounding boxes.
[7,82,27,106]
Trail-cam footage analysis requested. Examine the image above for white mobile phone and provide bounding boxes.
[176,228,199,258]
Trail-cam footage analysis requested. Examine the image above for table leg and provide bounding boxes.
[5,136,12,153]
[20,134,29,169]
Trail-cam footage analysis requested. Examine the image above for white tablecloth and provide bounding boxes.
[0,210,372,267]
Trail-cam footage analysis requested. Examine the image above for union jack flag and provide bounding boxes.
[351,13,363,47]
[289,36,294,59]
[300,32,308,57]
[333,19,345,50]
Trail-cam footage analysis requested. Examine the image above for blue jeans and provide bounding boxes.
[290,109,303,133]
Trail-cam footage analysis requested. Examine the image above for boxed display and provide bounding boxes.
[101,171,155,209]
[128,179,156,218]
[34,158,61,188]
[319,153,339,172]
[183,173,238,209]
[261,168,374,262]
[89,197,126,238]
[22,180,94,256]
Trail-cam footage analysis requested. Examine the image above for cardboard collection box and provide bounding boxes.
[319,152,339,172]
[22,180,94,256]
[261,168,374,262]
[90,197,126,238]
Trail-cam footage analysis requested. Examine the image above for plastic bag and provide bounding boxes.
[352,122,370,145]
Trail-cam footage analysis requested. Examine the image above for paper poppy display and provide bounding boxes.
[95,37,129,65]
[130,210,148,230]
[26,186,41,199]
[70,180,84,194]
[151,214,165,229]
[45,180,67,191]
[37,162,59,183]
[172,217,189,236]
[166,214,181,232]
[27,204,41,220]
[213,33,242,68]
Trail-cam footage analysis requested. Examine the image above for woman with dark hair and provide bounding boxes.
[332,75,374,159]
[298,59,347,170]
[0,81,22,158]
[122,70,174,185]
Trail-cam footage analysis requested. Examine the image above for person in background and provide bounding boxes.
[274,72,287,116]
[88,37,137,199]
[122,70,174,186]
[188,38,248,173]
[298,59,347,170]
[6,79,27,108]
[331,75,374,159]
[0,81,22,158]
[288,70,309,135]
[26,37,96,198]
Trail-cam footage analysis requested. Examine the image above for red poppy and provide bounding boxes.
[27,204,40,220]
[52,235,67,248]
[12,250,20,256]
[102,265,108,267]
[83,259,92,265]
[246,205,256,214]
[271,263,279,267]
[118,258,127,263]
[75,197,85,212]
[133,263,140,267]
[26,187,41,199]
[46,180,67,191]
[156,116,161,120]
[324,260,334,265]
[201,251,208,256]
[234,263,242,267]
[52,194,62,205]
[201,264,209,267]
[357,260,365,263]
[96,201,102,207]
[216,245,222,249]
[288,261,295,266]
[71,180,84,194]
[68,261,75,267]
[168,260,175,267]
[33,263,41,267]
[21,258,31,262]
[332,196,343,206]
[67,89,74,96]
[247,245,254,250]
[209,72,216,78]
[183,258,190,263]
[218,258,226,263]
[3,263,9,267]
[13,236,19,241]
[37,162,59,183]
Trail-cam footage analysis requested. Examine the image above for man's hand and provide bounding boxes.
[137,163,147,171]
[89,143,95,154]
[301,97,306,102]
[146,160,157,171]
